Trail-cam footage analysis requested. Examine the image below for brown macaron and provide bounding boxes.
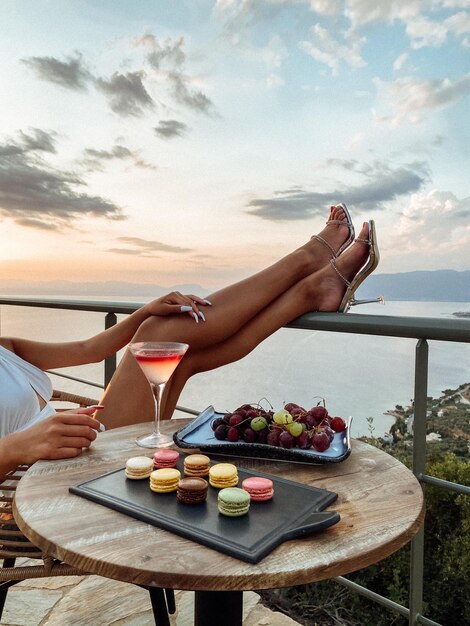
[184,454,210,477]
[177,477,208,505]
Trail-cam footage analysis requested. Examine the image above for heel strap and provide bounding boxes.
[311,234,337,259]
[329,258,350,287]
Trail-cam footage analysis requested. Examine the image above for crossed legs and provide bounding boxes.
[99,213,368,428]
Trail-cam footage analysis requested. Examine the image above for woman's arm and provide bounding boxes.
[0,408,101,482]
[4,292,209,370]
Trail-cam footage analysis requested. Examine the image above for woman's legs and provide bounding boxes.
[99,207,351,427]
[160,223,371,418]
[100,222,371,428]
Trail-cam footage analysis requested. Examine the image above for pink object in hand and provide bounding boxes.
[241,476,274,502]
[152,449,180,469]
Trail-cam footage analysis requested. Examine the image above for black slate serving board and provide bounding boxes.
[70,458,339,564]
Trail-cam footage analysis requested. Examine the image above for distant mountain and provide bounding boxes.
[357,270,470,302]
[0,270,469,302]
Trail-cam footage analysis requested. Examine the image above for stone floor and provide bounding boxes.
[1,572,301,626]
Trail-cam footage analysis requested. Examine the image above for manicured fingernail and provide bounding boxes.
[99,422,106,432]
[192,312,199,323]
[89,405,104,410]
[180,305,192,312]
[204,299,213,305]
[198,311,206,321]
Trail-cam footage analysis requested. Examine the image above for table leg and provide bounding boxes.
[194,590,243,626]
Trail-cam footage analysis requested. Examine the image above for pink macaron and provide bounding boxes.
[241,476,274,502]
[153,449,180,469]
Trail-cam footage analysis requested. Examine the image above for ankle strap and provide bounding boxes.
[311,234,337,259]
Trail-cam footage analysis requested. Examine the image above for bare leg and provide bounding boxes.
[160,224,371,418]
[99,207,351,427]
[100,223,370,428]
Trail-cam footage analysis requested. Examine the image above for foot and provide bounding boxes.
[306,205,353,271]
[313,222,371,312]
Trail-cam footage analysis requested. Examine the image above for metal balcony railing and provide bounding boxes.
[1,296,469,626]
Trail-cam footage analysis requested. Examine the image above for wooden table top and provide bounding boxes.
[14,419,425,592]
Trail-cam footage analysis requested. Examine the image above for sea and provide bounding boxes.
[1,298,469,438]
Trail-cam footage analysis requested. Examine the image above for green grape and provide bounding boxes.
[273,409,293,425]
[286,422,303,437]
[251,416,268,431]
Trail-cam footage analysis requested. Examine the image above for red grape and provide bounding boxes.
[330,416,346,432]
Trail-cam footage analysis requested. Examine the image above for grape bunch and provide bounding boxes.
[210,402,346,453]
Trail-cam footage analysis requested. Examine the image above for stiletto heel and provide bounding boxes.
[330,220,383,313]
[311,202,355,259]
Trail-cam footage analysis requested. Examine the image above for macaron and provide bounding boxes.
[184,454,210,477]
[242,476,274,502]
[153,449,180,469]
[125,456,154,480]
[177,477,208,505]
[209,463,238,489]
[218,487,251,517]
[149,468,181,493]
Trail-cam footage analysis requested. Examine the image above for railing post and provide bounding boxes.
[104,313,117,388]
[409,338,428,626]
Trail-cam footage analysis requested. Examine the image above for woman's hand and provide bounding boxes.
[10,407,102,465]
[143,292,212,323]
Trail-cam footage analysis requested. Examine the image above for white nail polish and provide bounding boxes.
[193,312,199,323]
[204,299,213,305]
[199,311,206,321]
[180,305,192,312]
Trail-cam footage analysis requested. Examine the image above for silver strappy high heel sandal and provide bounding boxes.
[330,220,384,313]
[312,203,355,260]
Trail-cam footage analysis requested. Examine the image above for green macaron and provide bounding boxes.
[217,487,251,517]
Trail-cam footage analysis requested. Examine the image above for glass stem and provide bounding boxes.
[151,382,165,436]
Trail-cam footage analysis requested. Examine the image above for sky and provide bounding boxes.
[0,0,469,291]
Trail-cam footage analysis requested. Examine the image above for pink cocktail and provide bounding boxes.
[134,352,185,385]
[129,342,189,448]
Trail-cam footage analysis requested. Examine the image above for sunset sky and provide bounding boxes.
[1,0,469,291]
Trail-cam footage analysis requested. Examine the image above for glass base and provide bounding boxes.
[135,431,173,448]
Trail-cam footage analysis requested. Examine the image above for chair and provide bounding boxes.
[0,390,175,625]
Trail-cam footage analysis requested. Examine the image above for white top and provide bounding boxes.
[0,345,55,437]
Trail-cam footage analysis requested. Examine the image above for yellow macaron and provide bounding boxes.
[208,463,238,489]
[150,468,181,493]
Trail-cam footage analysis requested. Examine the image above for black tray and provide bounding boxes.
[173,406,352,465]
[70,457,339,564]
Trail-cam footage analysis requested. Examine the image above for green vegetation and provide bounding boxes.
[259,383,470,625]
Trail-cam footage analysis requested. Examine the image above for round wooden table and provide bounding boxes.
[14,420,425,626]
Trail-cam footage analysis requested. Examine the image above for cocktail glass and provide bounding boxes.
[129,341,189,448]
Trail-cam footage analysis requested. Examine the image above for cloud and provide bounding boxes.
[168,72,214,114]
[0,129,124,230]
[247,160,429,220]
[108,236,192,257]
[154,120,188,139]
[393,52,408,71]
[299,23,366,73]
[389,190,470,260]
[375,73,470,125]
[140,34,215,115]
[82,144,156,170]
[21,53,91,90]
[405,11,470,48]
[94,71,154,117]
[137,34,186,69]
[343,0,423,28]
